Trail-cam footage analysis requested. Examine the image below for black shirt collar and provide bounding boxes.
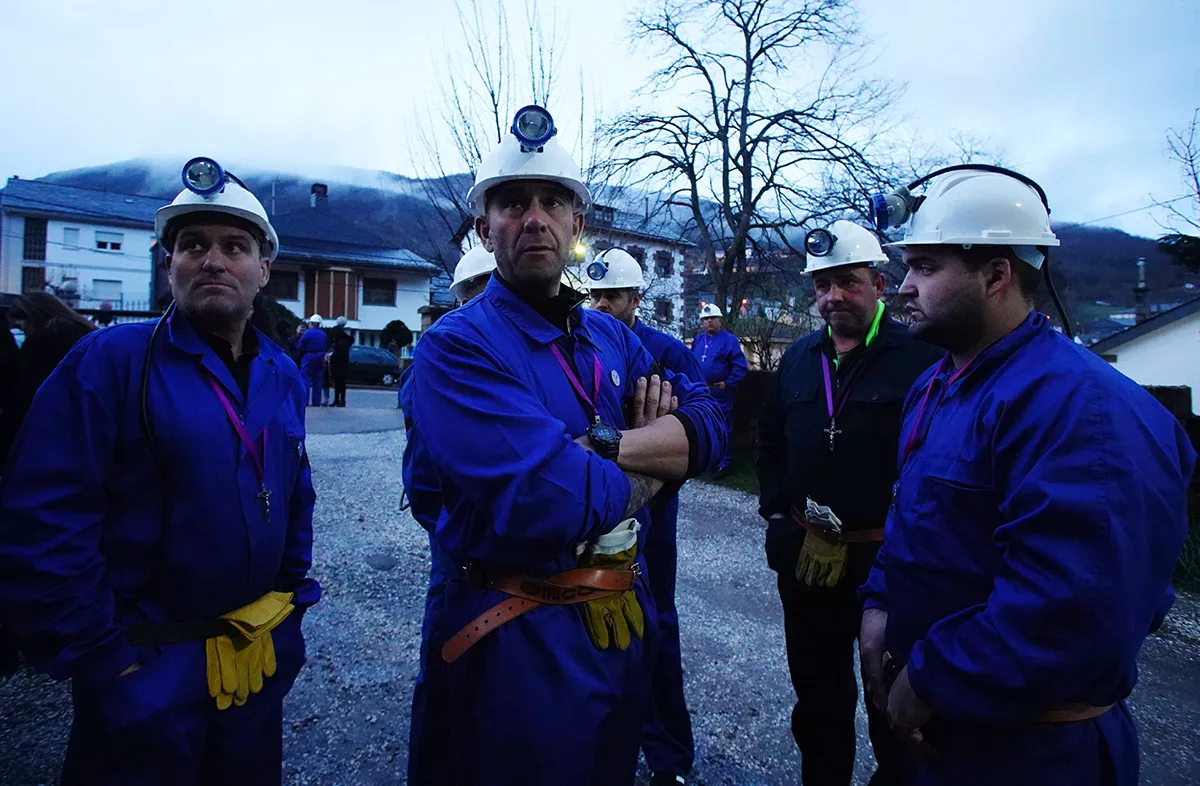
[198,321,260,395]
[496,272,586,336]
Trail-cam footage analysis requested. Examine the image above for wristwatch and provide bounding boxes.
[586,421,622,461]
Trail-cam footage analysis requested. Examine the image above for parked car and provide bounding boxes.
[346,344,403,387]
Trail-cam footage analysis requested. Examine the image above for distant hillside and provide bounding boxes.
[1049,223,1196,308]
[36,159,468,274]
[34,159,1200,313]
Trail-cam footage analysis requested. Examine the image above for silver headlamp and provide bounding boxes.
[511,105,557,151]
[804,228,837,257]
[181,157,226,198]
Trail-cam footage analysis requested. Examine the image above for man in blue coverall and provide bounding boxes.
[296,314,327,407]
[0,158,321,785]
[587,247,703,786]
[403,105,727,786]
[858,166,1196,785]
[691,303,747,477]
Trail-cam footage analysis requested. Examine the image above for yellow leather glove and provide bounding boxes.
[205,591,294,710]
[206,635,239,711]
[577,544,645,650]
[796,530,847,588]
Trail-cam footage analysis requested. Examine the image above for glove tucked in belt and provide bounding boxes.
[575,519,645,651]
[442,520,645,662]
[795,498,847,587]
[205,591,295,710]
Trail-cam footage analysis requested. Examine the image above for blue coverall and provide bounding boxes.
[0,311,321,785]
[404,276,726,786]
[691,328,747,472]
[630,318,703,778]
[399,366,457,785]
[859,313,1196,786]
[296,326,328,407]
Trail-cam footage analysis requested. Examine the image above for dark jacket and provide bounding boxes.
[0,318,94,469]
[328,326,354,371]
[757,311,942,571]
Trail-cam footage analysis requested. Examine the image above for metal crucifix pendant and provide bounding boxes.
[825,418,842,452]
[257,484,271,522]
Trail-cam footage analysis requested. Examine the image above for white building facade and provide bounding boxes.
[1091,298,1200,414]
[578,203,695,338]
[0,178,437,349]
[0,179,160,311]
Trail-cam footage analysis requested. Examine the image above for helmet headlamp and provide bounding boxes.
[181,157,226,198]
[511,105,557,150]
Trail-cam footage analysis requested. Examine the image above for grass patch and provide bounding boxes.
[1175,486,1200,593]
[702,446,760,496]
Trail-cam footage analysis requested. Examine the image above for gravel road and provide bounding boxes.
[2,417,1198,785]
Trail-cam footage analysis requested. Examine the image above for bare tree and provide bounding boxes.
[601,0,908,325]
[737,299,820,372]
[1155,109,1200,273]
[406,0,570,275]
[1159,108,1200,233]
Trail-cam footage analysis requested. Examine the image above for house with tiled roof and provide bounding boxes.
[0,178,437,348]
[266,185,439,348]
[1090,295,1200,414]
[0,177,162,311]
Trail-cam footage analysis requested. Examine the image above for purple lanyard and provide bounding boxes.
[206,376,271,520]
[549,343,603,424]
[820,354,847,419]
[899,358,973,468]
[819,354,846,452]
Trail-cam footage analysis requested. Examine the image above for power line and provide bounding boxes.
[1074,196,1190,227]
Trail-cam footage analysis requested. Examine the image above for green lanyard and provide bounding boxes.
[827,301,885,369]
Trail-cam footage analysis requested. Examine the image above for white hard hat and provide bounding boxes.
[885,171,1059,264]
[156,158,280,262]
[308,314,322,323]
[699,303,723,319]
[585,248,644,290]
[466,106,591,217]
[803,220,887,275]
[450,246,497,301]
[336,316,348,326]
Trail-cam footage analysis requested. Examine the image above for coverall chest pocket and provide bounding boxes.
[911,473,1002,575]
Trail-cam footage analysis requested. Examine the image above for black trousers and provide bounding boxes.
[774,537,914,786]
[332,367,348,407]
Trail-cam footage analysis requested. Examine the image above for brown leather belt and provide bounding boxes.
[883,651,1115,726]
[1036,703,1115,723]
[791,508,884,544]
[441,565,639,663]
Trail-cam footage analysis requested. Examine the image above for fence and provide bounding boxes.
[1145,387,1200,590]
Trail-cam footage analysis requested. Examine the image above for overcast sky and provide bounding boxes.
[1,0,1197,238]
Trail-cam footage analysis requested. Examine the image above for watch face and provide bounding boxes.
[587,421,621,460]
[590,423,620,442]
